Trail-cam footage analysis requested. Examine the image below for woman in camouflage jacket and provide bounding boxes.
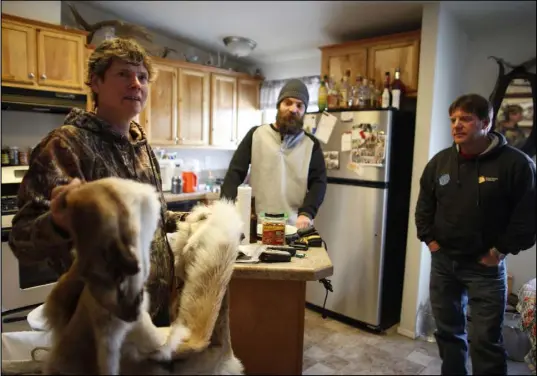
[9,38,185,326]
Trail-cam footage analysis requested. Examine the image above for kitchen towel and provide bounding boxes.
[236,184,252,245]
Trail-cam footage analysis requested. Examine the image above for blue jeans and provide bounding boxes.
[430,251,507,375]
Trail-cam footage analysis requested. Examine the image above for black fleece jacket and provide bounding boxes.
[415,132,536,259]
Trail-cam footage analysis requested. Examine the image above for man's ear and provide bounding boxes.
[90,73,102,95]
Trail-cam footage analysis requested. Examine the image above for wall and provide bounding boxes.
[0,111,64,150]
[465,23,537,293]
[398,2,469,339]
[259,55,321,81]
[1,1,61,24]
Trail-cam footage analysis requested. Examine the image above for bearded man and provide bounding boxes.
[221,79,327,229]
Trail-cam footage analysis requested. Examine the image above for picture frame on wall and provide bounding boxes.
[497,96,534,128]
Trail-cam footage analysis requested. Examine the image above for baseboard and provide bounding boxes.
[397,326,418,339]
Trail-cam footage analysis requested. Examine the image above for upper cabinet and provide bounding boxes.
[178,68,210,146]
[320,30,421,95]
[210,74,238,147]
[237,78,262,144]
[1,14,87,93]
[139,58,261,149]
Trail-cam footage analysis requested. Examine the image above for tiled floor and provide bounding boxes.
[302,308,533,375]
[2,308,532,375]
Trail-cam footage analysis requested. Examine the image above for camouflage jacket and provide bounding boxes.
[9,108,185,320]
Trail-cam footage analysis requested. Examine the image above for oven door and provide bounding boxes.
[1,227,58,313]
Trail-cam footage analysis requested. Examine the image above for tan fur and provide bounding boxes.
[168,200,243,357]
[42,177,186,375]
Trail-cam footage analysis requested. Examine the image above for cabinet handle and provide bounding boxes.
[28,73,35,79]
[40,74,47,80]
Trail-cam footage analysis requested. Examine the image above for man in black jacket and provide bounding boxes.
[415,94,536,375]
[221,79,327,229]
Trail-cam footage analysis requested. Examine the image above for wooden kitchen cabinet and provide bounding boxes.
[236,78,262,144]
[178,68,210,145]
[210,74,238,147]
[142,62,178,145]
[320,30,421,95]
[1,14,87,93]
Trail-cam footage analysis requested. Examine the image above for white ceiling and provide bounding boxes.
[85,1,536,65]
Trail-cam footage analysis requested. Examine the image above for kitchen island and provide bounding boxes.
[229,246,333,375]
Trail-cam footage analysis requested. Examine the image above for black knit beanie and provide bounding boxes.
[277,79,309,111]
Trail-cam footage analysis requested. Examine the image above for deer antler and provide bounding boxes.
[160,47,178,59]
[67,2,153,45]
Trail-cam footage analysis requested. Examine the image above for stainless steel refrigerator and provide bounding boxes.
[305,109,416,332]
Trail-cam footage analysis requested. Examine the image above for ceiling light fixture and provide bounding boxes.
[223,36,257,57]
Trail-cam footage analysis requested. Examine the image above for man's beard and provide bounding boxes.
[276,110,304,135]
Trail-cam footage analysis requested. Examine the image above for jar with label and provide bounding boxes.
[1,148,10,166]
[260,212,288,246]
[8,146,19,166]
[18,149,29,165]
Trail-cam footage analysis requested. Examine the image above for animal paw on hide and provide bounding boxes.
[147,325,191,362]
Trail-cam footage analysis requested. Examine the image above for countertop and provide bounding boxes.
[164,191,220,203]
[232,246,333,282]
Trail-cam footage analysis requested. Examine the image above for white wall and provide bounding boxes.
[2,1,61,24]
[259,55,321,81]
[464,23,537,293]
[398,2,469,339]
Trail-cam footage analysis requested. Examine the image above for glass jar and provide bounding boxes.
[259,212,288,246]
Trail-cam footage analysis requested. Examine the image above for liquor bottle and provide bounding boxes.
[381,71,391,109]
[318,76,328,112]
[391,68,405,110]
[361,77,370,109]
[339,74,349,109]
[352,75,363,108]
[327,76,338,110]
[369,79,377,108]
[249,196,258,244]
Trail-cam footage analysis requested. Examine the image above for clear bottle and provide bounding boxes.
[369,79,377,108]
[352,75,363,108]
[327,76,338,110]
[361,77,370,109]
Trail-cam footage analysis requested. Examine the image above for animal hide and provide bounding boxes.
[165,200,245,373]
[42,177,185,375]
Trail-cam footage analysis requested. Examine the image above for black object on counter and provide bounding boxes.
[259,250,292,263]
[171,176,182,194]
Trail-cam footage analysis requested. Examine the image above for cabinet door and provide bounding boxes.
[178,68,210,145]
[36,30,85,91]
[146,63,178,145]
[84,47,94,111]
[236,79,261,144]
[322,48,367,83]
[1,21,37,86]
[367,38,420,94]
[210,74,237,147]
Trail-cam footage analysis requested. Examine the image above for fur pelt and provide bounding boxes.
[165,200,245,374]
[42,177,186,375]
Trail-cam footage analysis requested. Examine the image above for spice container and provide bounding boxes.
[18,149,29,165]
[260,212,288,246]
[8,146,19,166]
[171,176,182,194]
[1,148,10,166]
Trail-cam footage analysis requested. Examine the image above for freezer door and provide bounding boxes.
[306,182,387,327]
[318,110,393,183]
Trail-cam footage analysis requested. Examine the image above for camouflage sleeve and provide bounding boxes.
[8,131,88,270]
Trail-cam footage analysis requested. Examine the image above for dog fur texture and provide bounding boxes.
[42,177,185,375]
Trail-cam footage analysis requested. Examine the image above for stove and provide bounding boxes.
[2,166,58,319]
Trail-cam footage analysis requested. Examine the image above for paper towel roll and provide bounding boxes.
[236,184,252,245]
